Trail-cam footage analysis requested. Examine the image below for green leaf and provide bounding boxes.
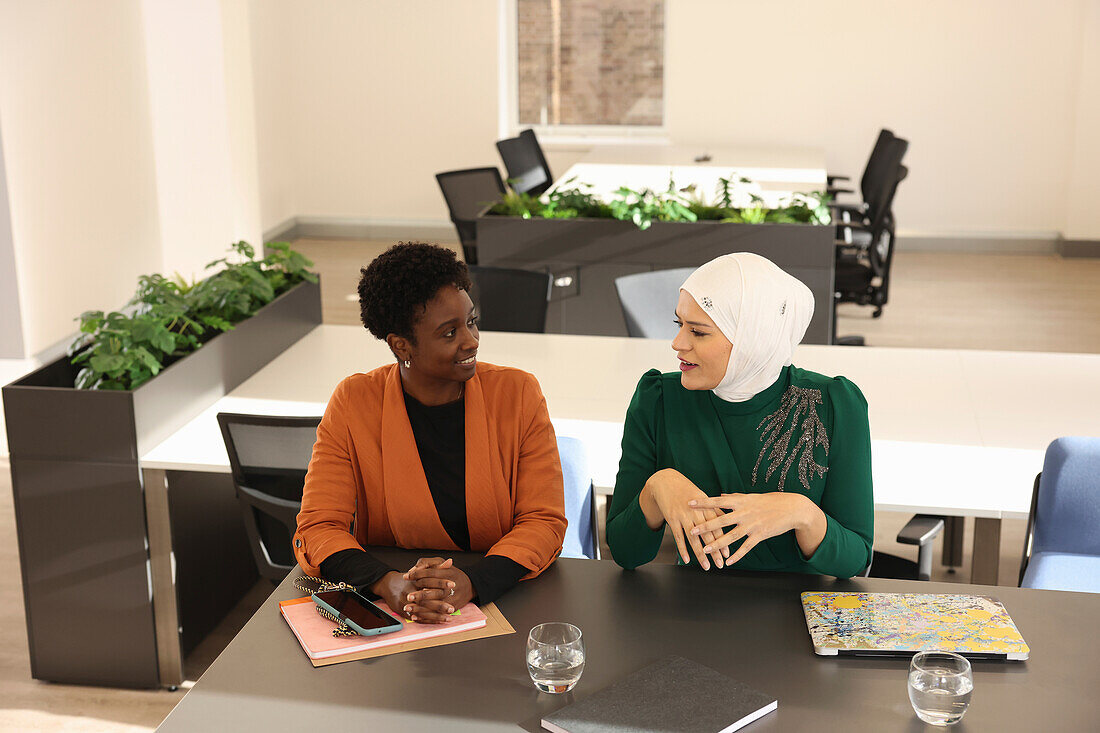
[152,328,176,354]
[132,346,162,375]
[200,314,234,332]
[89,354,127,372]
[131,320,157,343]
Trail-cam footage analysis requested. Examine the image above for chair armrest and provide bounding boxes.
[827,174,851,185]
[896,515,945,546]
[827,187,856,196]
[828,201,867,214]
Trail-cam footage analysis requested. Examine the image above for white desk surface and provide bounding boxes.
[141,325,1100,520]
[550,144,827,208]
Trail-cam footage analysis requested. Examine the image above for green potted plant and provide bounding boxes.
[476,176,835,343]
[1,241,322,688]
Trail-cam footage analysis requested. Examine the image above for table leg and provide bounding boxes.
[143,467,183,687]
[941,515,965,569]
[971,517,1003,586]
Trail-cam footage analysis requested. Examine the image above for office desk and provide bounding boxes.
[555,144,828,207]
[156,552,1100,732]
[142,325,1100,585]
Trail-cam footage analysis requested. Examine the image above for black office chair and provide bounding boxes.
[832,136,909,346]
[868,515,946,581]
[217,413,321,583]
[467,265,552,333]
[436,167,507,265]
[827,128,896,206]
[495,128,553,196]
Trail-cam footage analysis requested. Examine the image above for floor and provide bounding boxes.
[1,242,1095,731]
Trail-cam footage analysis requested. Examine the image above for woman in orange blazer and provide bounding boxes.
[294,242,566,623]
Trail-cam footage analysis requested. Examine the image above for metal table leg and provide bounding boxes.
[143,467,183,687]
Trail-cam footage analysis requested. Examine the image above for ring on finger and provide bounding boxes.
[449,587,455,596]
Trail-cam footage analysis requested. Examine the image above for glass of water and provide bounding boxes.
[908,650,973,726]
[526,622,585,693]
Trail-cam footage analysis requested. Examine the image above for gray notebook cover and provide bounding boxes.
[541,655,777,733]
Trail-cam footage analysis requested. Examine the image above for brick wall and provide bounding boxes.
[518,0,664,126]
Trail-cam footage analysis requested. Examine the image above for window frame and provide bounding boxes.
[497,0,670,145]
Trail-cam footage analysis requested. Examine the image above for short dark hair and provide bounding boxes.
[358,242,471,342]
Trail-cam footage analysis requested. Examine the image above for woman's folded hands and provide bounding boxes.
[369,556,473,624]
[401,557,475,623]
[639,469,729,570]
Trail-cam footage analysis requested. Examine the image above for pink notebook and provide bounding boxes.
[279,596,488,660]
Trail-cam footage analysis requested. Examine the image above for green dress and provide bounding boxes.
[606,365,873,579]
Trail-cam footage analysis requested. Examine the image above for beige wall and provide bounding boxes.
[1065,0,1100,240]
[250,0,1099,240]
[249,0,298,232]
[251,0,501,227]
[142,0,263,281]
[667,0,1087,238]
[0,0,162,356]
[0,0,266,357]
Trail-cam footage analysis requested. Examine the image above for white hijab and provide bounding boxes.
[680,253,814,402]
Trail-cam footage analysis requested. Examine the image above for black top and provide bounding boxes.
[319,391,527,604]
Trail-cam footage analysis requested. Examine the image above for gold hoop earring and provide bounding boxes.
[403,360,411,368]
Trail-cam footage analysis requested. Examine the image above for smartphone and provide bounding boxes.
[311,589,404,637]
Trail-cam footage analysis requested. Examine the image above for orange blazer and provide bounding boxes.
[293,361,567,579]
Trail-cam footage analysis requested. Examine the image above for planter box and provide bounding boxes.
[475,215,834,343]
[2,279,322,687]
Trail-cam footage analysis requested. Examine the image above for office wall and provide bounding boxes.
[142,0,263,281]
[250,0,501,227]
[1064,1,1100,240]
[249,0,1097,242]
[667,0,1091,240]
[249,0,298,232]
[0,0,162,357]
[0,119,25,359]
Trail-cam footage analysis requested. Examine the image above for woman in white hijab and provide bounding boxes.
[606,253,873,579]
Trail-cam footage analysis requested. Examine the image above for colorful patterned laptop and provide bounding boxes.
[801,592,1030,660]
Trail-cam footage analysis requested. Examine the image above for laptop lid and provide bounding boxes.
[801,592,1030,661]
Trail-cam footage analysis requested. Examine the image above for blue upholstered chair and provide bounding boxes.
[613,267,697,339]
[1019,437,1100,593]
[557,436,599,560]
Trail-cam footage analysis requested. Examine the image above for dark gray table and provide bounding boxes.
[157,551,1100,732]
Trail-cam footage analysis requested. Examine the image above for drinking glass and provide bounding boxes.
[908,650,973,726]
[526,622,585,693]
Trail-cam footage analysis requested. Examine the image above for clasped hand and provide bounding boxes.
[372,557,474,624]
[687,492,811,565]
[643,469,811,569]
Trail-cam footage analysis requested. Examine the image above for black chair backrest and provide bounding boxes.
[467,265,552,333]
[872,163,907,287]
[496,129,553,196]
[435,167,506,249]
[862,137,906,236]
[216,412,322,582]
[859,128,897,204]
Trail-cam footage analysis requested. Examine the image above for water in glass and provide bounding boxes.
[908,670,973,725]
[908,651,973,726]
[526,622,584,693]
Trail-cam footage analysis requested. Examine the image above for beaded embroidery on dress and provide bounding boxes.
[751,386,829,491]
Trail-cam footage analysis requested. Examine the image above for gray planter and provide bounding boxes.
[2,278,322,688]
[475,215,834,342]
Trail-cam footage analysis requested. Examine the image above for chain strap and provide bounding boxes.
[294,575,364,638]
